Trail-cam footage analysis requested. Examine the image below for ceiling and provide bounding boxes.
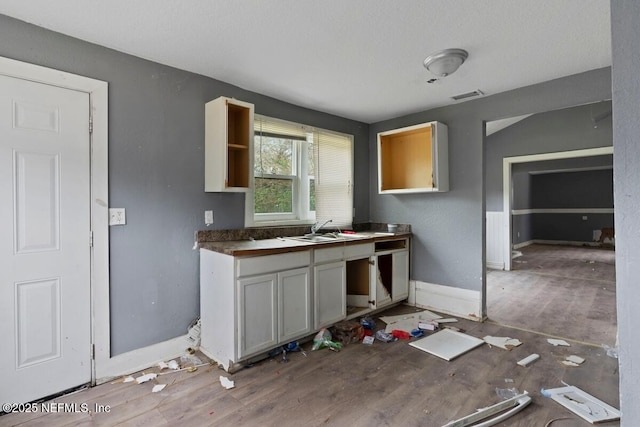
[0,1,611,124]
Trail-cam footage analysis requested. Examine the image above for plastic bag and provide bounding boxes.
[311,328,343,351]
[375,330,397,343]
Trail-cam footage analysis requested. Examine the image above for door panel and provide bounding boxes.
[0,74,91,404]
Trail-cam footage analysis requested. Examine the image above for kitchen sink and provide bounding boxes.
[285,232,370,243]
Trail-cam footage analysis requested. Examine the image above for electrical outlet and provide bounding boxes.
[109,208,126,225]
[205,210,214,225]
[582,216,588,221]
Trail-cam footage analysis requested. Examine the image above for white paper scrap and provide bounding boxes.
[167,359,180,370]
[483,336,523,350]
[219,376,235,390]
[136,373,158,384]
[362,336,375,345]
[152,384,167,393]
[157,361,169,370]
[517,353,540,367]
[562,360,581,367]
[566,355,585,364]
[123,376,135,383]
[547,339,571,347]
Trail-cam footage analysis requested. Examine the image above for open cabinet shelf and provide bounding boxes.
[377,121,448,193]
[205,96,254,192]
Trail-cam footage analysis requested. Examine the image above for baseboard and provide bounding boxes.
[95,334,192,384]
[487,261,504,270]
[513,240,535,249]
[412,280,482,321]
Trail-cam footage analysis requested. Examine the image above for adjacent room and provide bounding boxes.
[2,1,640,426]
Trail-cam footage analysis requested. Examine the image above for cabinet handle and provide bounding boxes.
[368,300,375,305]
[368,260,375,266]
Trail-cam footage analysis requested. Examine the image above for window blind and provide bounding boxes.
[314,130,353,228]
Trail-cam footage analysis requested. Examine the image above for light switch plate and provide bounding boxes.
[109,208,126,225]
[205,210,214,225]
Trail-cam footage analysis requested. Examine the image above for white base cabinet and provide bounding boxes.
[200,238,409,372]
[200,249,311,372]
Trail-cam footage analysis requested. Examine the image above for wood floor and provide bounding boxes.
[487,243,617,347]
[2,306,620,426]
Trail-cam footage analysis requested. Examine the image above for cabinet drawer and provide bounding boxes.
[314,246,344,264]
[344,243,374,260]
[236,251,310,277]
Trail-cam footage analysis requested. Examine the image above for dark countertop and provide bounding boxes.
[199,231,412,257]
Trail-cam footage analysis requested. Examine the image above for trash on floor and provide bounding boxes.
[495,387,521,400]
[360,317,376,330]
[152,384,167,393]
[433,318,458,324]
[219,376,235,390]
[391,329,411,340]
[547,338,571,347]
[330,320,364,345]
[517,353,540,367]
[311,328,343,351]
[362,336,375,345]
[409,329,484,361]
[187,317,201,347]
[541,385,620,424]
[562,355,585,367]
[602,344,618,359]
[123,376,135,383]
[442,391,531,427]
[374,330,397,343]
[380,310,443,333]
[158,359,180,370]
[418,321,438,331]
[483,336,523,350]
[135,372,158,384]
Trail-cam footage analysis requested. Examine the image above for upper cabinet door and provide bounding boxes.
[205,96,254,192]
[377,121,448,194]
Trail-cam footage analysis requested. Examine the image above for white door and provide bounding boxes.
[314,261,346,329]
[0,74,91,404]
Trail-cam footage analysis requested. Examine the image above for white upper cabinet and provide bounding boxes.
[205,96,254,192]
[377,121,448,193]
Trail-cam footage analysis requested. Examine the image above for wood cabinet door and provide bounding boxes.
[314,261,346,329]
[237,274,277,357]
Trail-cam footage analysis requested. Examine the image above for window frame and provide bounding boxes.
[245,115,351,228]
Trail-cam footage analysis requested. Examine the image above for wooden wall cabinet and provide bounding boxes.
[377,121,448,193]
[205,96,254,192]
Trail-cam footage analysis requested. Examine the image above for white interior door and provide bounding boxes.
[0,74,91,404]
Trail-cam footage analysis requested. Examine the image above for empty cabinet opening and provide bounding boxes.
[376,254,393,297]
[226,104,250,188]
[379,125,433,191]
[346,258,370,314]
[375,239,407,252]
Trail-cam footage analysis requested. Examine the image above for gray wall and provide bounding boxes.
[485,102,613,212]
[369,68,611,292]
[0,14,369,355]
[611,1,640,423]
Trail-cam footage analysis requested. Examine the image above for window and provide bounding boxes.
[246,115,353,229]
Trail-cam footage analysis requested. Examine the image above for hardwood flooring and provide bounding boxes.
[2,303,620,426]
[487,244,617,347]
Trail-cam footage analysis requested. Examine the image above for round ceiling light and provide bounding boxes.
[423,48,469,77]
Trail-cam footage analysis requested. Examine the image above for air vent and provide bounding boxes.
[451,90,484,101]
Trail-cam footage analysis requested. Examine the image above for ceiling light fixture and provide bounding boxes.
[423,48,468,77]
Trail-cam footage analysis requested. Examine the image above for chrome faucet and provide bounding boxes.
[311,219,333,235]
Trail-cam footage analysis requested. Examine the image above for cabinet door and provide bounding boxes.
[392,250,410,301]
[237,274,277,358]
[278,267,312,343]
[314,261,346,329]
